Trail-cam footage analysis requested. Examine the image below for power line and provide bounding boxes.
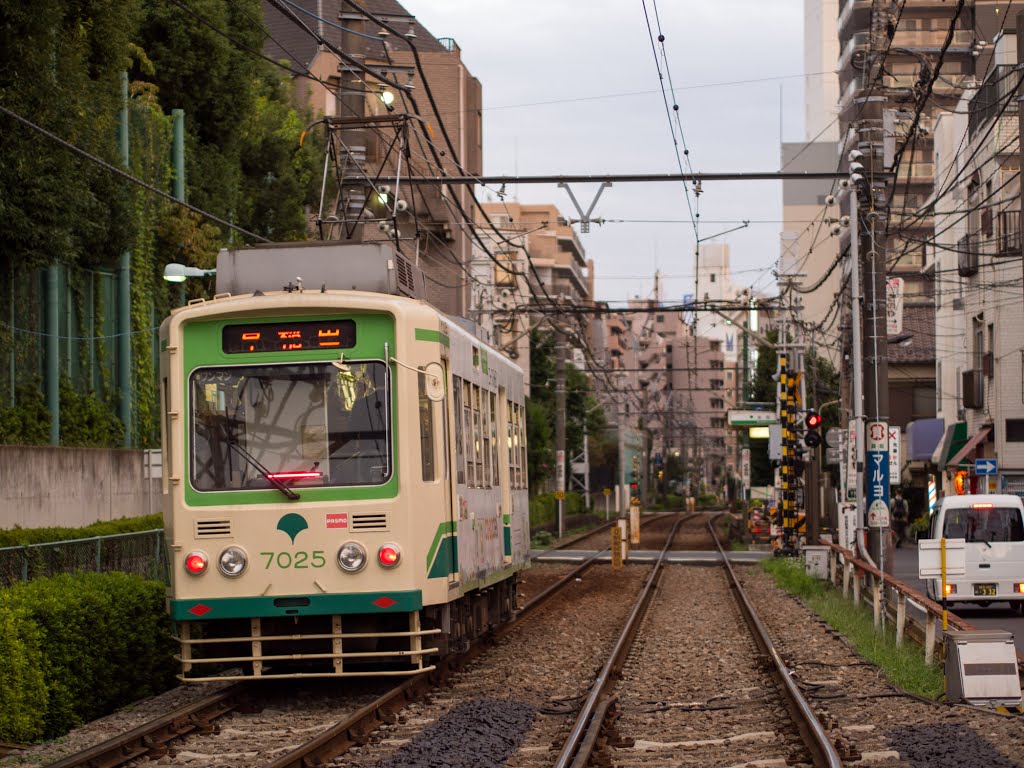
[0,103,269,244]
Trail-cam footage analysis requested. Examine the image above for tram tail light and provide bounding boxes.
[944,583,956,596]
[1015,583,1024,594]
[378,544,401,568]
[184,551,208,575]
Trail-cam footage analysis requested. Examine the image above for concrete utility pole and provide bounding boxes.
[118,70,132,447]
[859,7,892,570]
[554,336,567,537]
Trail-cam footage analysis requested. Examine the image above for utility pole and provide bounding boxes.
[555,336,567,538]
[859,6,892,570]
[118,71,132,448]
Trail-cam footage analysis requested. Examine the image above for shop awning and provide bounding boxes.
[907,418,945,461]
[945,426,992,469]
[932,421,967,466]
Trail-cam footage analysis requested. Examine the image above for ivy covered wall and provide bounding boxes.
[0,0,320,448]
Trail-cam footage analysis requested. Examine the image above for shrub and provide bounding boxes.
[0,572,177,741]
[0,596,47,742]
[528,492,583,531]
[0,514,163,548]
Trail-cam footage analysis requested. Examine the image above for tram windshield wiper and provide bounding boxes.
[227,441,300,501]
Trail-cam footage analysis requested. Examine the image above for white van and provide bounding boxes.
[925,494,1024,610]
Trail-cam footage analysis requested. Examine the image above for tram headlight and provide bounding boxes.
[217,546,248,577]
[377,543,401,568]
[337,541,367,573]
[184,550,208,576]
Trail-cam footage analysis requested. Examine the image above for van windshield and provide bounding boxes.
[942,507,1024,543]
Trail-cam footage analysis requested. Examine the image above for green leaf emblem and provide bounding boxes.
[277,513,309,544]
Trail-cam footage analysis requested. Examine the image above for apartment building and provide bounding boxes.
[262,0,483,316]
[932,29,1024,494]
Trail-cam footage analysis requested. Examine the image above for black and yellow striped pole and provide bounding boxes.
[778,353,798,555]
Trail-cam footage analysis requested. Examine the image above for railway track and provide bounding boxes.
[26,521,626,768]
[558,515,841,768]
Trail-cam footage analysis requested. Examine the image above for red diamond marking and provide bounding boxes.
[188,604,212,617]
[372,596,397,609]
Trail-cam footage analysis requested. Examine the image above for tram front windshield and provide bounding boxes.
[190,362,391,492]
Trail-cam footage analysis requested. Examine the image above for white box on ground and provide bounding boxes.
[917,538,967,578]
[944,630,1022,708]
[803,545,829,579]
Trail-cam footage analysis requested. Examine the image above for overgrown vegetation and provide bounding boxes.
[0,514,162,548]
[762,558,944,698]
[0,572,176,742]
[526,330,616,493]
[0,0,320,448]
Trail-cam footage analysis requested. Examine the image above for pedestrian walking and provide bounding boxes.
[891,489,908,548]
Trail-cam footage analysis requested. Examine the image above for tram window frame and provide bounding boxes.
[453,376,466,485]
[506,398,516,488]
[418,370,436,482]
[517,403,528,487]
[462,379,474,487]
[489,391,499,487]
[472,383,484,487]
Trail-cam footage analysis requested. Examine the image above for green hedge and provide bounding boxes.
[529,492,584,530]
[0,572,176,742]
[0,514,163,548]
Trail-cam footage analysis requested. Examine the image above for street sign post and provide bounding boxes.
[889,426,901,485]
[728,409,778,426]
[866,421,890,528]
[975,458,998,476]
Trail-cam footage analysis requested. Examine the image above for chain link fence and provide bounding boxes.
[0,529,167,587]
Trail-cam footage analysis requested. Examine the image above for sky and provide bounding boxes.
[410,0,810,304]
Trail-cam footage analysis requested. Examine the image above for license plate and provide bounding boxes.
[973,583,997,596]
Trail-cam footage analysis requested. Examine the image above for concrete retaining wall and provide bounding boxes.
[0,445,161,529]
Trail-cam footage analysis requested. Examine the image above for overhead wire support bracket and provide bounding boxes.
[376,171,887,186]
[558,181,612,233]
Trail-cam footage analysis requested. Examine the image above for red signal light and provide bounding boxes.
[377,544,401,568]
[184,551,208,575]
[805,412,823,429]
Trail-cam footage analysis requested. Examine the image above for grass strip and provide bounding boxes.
[762,557,944,699]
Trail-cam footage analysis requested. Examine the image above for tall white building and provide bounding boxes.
[804,0,840,143]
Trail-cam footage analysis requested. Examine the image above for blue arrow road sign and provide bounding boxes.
[975,458,998,475]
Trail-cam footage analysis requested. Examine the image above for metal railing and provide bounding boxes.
[817,539,1024,668]
[0,529,167,587]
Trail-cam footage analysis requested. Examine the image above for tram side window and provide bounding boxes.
[511,403,522,489]
[507,399,516,488]
[472,383,484,487]
[453,377,465,485]
[517,403,528,488]
[481,388,492,488]
[489,392,499,487]
[418,371,435,482]
[463,379,474,487]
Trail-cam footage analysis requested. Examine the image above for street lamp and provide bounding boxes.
[162,263,216,283]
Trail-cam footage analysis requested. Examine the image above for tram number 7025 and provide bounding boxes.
[259,551,327,569]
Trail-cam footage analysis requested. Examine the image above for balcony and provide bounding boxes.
[969,65,1021,139]
[999,210,1021,256]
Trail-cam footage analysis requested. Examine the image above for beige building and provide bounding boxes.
[470,202,593,393]
[932,30,1024,493]
[262,0,483,316]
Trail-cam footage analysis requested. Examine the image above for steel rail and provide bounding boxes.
[710,522,843,768]
[553,516,686,768]
[43,682,253,768]
[264,531,628,768]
